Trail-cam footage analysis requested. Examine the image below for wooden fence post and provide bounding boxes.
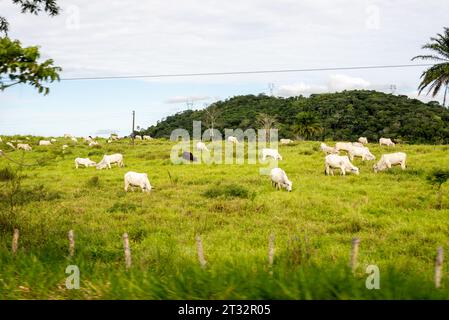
[268,233,275,273]
[123,233,132,269]
[68,230,75,257]
[12,228,19,255]
[196,235,207,268]
[435,246,444,289]
[350,237,360,273]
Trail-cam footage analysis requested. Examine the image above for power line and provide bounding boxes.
[58,63,434,81]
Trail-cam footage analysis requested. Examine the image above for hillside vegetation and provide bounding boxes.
[1,136,449,298]
[143,90,449,144]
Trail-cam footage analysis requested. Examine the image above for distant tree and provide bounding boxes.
[427,169,449,209]
[412,27,449,107]
[0,0,61,95]
[293,112,322,140]
[256,113,277,141]
[203,105,222,138]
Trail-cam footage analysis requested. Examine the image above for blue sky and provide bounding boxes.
[1,0,448,137]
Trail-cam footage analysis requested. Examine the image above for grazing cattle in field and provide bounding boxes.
[89,141,99,147]
[335,142,353,152]
[379,138,395,147]
[135,135,142,140]
[270,168,292,192]
[280,139,293,145]
[39,140,51,146]
[50,138,57,143]
[352,142,364,148]
[85,136,93,142]
[348,146,376,161]
[262,148,283,161]
[196,141,209,152]
[107,139,112,144]
[110,134,119,141]
[124,171,152,193]
[96,153,124,169]
[74,157,96,169]
[182,151,197,162]
[325,154,360,176]
[320,143,339,155]
[143,135,153,140]
[358,137,368,145]
[6,142,16,149]
[373,152,407,173]
[71,137,78,143]
[227,136,238,144]
[62,145,69,150]
[17,143,32,151]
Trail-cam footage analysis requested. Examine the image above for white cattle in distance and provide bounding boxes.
[74,157,96,169]
[373,152,407,173]
[134,135,142,140]
[270,168,292,192]
[280,139,293,145]
[348,146,376,161]
[89,141,99,147]
[262,148,283,161]
[196,141,209,152]
[320,143,339,155]
[39,140,52,146]
[96,153,124,170]
[228,136,239,144]
[17,143,32,151]
[85,136,93,142]
[335,142,354,152]
[124,171,152,193]
[379,138,395,147]
[71,137,78,143]
[143,135,153,140]
[50,138,57,143]
[62,144,69,150]
[358,137,368,144]
[110,134,119,141]
[325,154,360,176]
[352,142,364,148]
[6,142,16,149]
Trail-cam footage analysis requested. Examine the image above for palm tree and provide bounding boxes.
[256,113,277,141]
[412,27,449,107]
[293,112,322,140]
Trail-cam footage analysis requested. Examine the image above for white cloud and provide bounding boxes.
[327,74,371,92]
[165,95,210,104]
[276,82,327,97]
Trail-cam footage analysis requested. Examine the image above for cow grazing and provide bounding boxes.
[62,145,69,150]
[325,154,360,176]
[50,138,57,143]
[39,140,52,146]
[335,142,354,152]
[182,151,197,162]
[143,135,153,140]
[75,157,96,169]
[96,153,124,169]
[379,138,395,147]
[135,135,142,140]
[89,141,99,147]
[320,143,339,155]
[17,143,32,151]
[262,148,283,161]
[196,141,209,152]
[373,152,407,173]
[352,142,364,148]
[85,136,93,142]
[348,146,376,161]
[124,171,152,193]
[270,167,292,192]
[227,136,238,144]
[71,137,78,143]
[280,139,293,145]
[110,134,119,141]
[6,142,16,149]
[358,137,368,144]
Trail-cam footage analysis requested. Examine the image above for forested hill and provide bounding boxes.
[142,90,449,144]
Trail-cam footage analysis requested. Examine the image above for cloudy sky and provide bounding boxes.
[0,0,448,136]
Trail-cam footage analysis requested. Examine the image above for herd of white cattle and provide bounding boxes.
[0,134,407,193]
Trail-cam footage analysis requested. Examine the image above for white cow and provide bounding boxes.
[6,142,16,149]
[50,138,57,143]
[135,135,142,140]
[62,145,69,150]
[124,171,152,193]
[196,141,209,152]
[143,135,153,140]
[373,152,407,173]
[280,139,293,145]
[379,138,395,147]
[320,143,339,155]
[17,143,32,151]
[74,157,96,169]
[71,137,78,143]
[352,142,364,148]
[89,141,99,147]
[110,134,119,141]
[228,136,238,144]
[39,140,52,146]
[262,148,283,161]
[358,137,368,144]
[270,168,292,192]
[335,142,354,152]
[348,146,376,161]
[96,153,124,170]
[85,136,93,142]
[325,154,360,176]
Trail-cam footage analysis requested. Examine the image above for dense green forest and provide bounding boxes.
[142,90,449,144]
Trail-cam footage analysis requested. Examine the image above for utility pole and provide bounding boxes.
[132,110,135,146]
[268,83,275,96]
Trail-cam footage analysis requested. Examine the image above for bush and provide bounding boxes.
[0,167,17,181]
[203,184,251,199]
[86,176,100,188]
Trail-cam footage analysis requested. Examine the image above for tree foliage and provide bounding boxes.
[142,90,449,144]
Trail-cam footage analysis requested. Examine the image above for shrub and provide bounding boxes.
[203,184,251,199]
[86,176,100,188]
[0,167,17,181]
